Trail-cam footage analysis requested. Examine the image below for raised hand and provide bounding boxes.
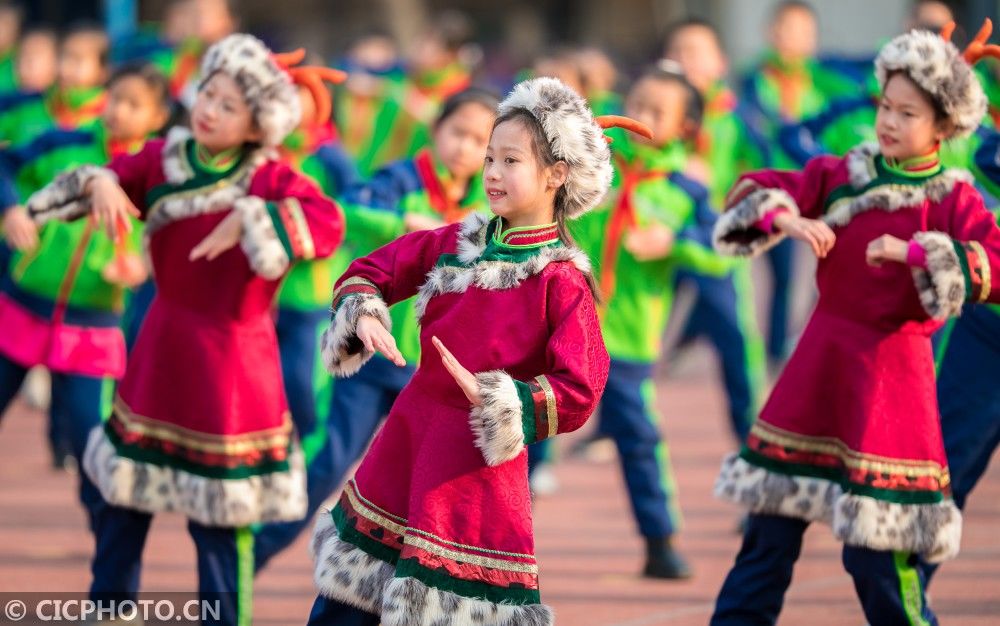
[865,234,909,267]
[357,314,406,366]
[773,213,836,258]
[2,206,39,251]
[189,210,243,262]
[624,223,675,261]
[432,336,481,406]
[88,175,139,241]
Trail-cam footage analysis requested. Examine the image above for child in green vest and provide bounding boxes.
[0,61,171,529]
[570,66,732,579]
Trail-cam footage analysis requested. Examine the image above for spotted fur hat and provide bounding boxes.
[199,34,301,147]
[874,21,999,138]
[496,77,651,219]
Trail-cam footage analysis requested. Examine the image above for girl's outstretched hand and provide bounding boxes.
[88,175,139,240]
[432,336,482,406]
[357,314,406,366]
[189,210,243,262]
[2,206,39,251]
[773,213,836,258]
[866,234,909,267]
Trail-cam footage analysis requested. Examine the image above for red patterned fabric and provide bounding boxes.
[103,140,344,456]
[331,220,609,595]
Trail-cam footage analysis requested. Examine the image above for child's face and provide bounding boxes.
[16,33,57,92]
[433,102,494,182]
[910,1,953,30]
[769,7,817,61]
[191,0,236,44]
[625,77,689,147]
[483,119,564,222]
[533,58,584,97]
[58,32,107,90]
[875,73,948,160]
[665,26,727,93]
[0,8,21,52]
[102,75,169,143]
[191,72,261,152]
[297,85,317,128]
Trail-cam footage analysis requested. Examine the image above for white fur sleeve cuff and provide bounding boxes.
[235,196,291,280]
[713,187,800,257]
[469,371,527,466]
[911,231,968,320]
[320,283,392,377]
[26,165,118,225]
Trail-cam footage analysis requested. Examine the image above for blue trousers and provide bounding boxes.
[920,305,1000,585]
[712,514,937,626]
[122,280,156,352]
[253,354,414,570]
[765,237,795,362]
[0,354,110,530]
[595,359,680,538]
[90,502,256,626]
[677,266,764,443]
[307,595,379,625]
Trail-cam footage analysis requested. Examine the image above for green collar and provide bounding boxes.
[881,151,942,179]
[480,217,562,262]
[612,136,687,176]
[192,142,245,175]
[876,152,942,182]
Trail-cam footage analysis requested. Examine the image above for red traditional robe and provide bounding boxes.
[311,212,609,625]
[712,143,1000,563]
[26,127,345,527]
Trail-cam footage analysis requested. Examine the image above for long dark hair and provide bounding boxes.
[492,108,600,300]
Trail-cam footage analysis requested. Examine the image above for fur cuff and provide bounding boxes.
[713,188,799,257]
[381,577,554,626]
[82,426,307,527]
[320,291,391,377]
[26,165,117,225]
[714,454,839,524]
[833,494,962,563]
[235,196,290,280]
[311,512,395,614]
[470,371,526,466]
[911,231,965,320]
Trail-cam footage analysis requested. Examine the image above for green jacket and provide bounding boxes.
[3,122,144,312]
[571,135,731,362]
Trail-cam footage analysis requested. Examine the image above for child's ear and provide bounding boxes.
[547,161,569,190]
[245,122,264,144]
[934,119,955,143]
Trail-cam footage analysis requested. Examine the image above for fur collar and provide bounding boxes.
[825,143,973,227]
[414,213,592,320]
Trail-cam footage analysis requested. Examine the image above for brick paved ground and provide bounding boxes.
[1,343,997,625]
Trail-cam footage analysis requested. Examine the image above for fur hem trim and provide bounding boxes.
[381,576,554,626]
[715,454,963,562]
[235,196,290,280]
[26,165,118,225]
[911,231,966,319]
[712,188,799,257]
[320,292,392,377]
[311,513,395,614]
[498,77,612,219]
[875,30,986,139]
[470,371,525,466]
[415,214,591,321]
[82,427,307,527]
[834,493,962,563]
[714,453,838,524]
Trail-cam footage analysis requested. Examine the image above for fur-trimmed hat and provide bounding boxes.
[874,25,990,138]
[497,77,613,219]
[199,34,301,147]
